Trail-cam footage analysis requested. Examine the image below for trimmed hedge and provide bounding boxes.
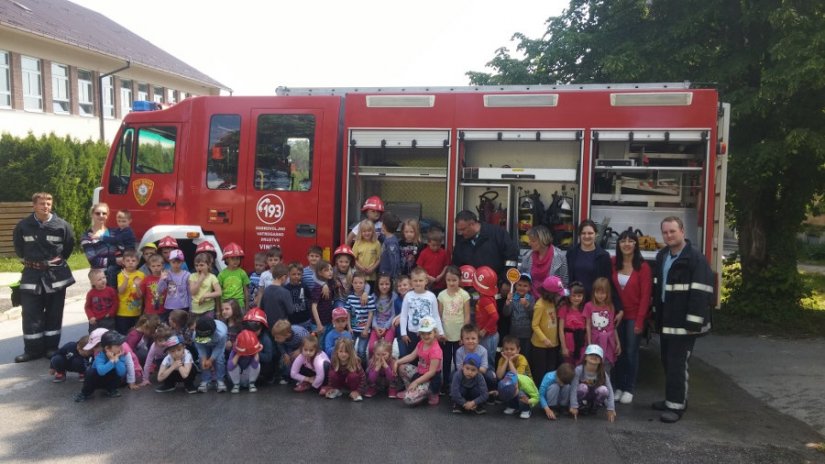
[0,132,107,238]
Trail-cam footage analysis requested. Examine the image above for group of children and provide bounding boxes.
[55,197,622,421]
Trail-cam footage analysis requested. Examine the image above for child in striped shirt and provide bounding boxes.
[346,272,375,364]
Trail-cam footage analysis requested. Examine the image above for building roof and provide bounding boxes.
[0,0,228,91]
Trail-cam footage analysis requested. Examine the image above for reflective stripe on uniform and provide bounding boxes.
[23,332,44,340]
[505,260,518,267]
[51,278,74,289]
[44,330,61,336]
[45,235,61,242]
[665,284,689,291]
[19,283,38,290]
[22,236,35,242]
[691,282,714,293]
[686,315,704,324]
[662,327,689,335]
[665,400,686,410]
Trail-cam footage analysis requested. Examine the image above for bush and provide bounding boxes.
[0,132,107,238]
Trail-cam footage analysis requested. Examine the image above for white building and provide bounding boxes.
[0,0,228,143]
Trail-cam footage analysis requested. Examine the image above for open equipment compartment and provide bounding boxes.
[347,129,450,232]
[459,130,581,250]
[589,129,710,256]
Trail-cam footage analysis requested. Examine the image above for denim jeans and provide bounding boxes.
[196,343,226,383]
[480,332,499,369]
[614,319,641,393]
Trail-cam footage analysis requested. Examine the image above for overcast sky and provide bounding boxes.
[69,0,567,94]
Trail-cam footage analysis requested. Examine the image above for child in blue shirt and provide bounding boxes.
[248,252,267,310]
[75,330,128,402]
[324,306,353,358]
[346,272,375,363]
[378,213,401,279]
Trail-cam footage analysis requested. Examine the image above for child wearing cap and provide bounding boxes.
[530,275,565,383]
[227,330,263,393]
[49,334,92,383]
[395,315,443,406]
[189,253,223,319]
[194,317,228,393]
[538,362,575,420]
[138,242,157,275]
[324,306,353,358]
[158,236,189,272]
[570,344,616,421]
[74,330,129,402]
[158,250,191,313]
[450,352,489,414]
[155,335,197,393]
[504,273,535,360]
[498,371,540,419]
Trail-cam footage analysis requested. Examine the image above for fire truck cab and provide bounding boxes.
[95,83,728,295]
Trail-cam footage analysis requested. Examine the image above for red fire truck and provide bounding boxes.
[94,82,729,293]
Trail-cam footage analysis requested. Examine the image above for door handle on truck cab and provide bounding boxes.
[296,224,316,237]
[157,199,175,208]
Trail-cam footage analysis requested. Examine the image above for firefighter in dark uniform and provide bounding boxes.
[12,192,76,363]
[452,210,519,280]
[652,216,713,423]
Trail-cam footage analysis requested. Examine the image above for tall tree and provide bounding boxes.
[469,0,825,315]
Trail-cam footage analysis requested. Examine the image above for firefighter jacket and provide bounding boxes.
[652,241,713,336]
[452,222,519,280]
[13,213,76,294]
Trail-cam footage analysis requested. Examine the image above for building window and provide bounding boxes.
[137,83,148,101]
[78,69,94,116]
[120,79,133,113]
[21,55,42,111]
[167,88,177,104]
[153,86,164,104]
[0,50,10,108]
[102,76,114,118]
[51,63,70,114]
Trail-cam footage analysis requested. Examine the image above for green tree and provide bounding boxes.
[468,0,825,316]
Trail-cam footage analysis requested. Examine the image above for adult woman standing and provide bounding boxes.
[519,225,568,299]
[566,220,621,303]
[80,203,117,284]
[611,230,652,405]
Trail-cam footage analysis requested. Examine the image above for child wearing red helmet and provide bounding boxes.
[157,236,189,272]
[218,242,250,309]
[473,266,500,369]
[347,195,384,245]
[227,330,264,393]
[241,308,276,384]
[331,245,357,302]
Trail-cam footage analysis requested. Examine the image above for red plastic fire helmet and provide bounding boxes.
[361,196,385,213]
[333,244,355,260]
[243,307,269,328]
[195,241,217,255]
[473,266,498,297]
[157,235,178,249]
[459,265,476,287]
[222,242,245,259]
[234,329,263,356]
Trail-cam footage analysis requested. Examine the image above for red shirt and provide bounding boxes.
[610,257,653,332]
[475,295,499,335]
[416,246,451,289]
[140,274,167,315]
[85,287,117,320]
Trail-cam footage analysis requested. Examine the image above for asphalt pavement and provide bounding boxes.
[0,273,823,463]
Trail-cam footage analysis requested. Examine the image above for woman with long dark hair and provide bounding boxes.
[611,230,652,405]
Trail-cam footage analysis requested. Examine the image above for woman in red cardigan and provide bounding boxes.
[611,230,652,405]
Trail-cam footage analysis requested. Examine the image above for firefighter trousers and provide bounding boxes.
[21,289,67,355]
[659,334,696,411]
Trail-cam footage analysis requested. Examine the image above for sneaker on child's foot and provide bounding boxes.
[74,392,90,402]
[396,390,407,400]
[318,385,332,396]
[248,384,257,393]
[105,389,121,398]
[388,388,398,399]
[185,385,198,394]
[520,410,532,419]
[620,391,634,404]
[503,407,517,415]
[278,379,288,385]
[230,385,240,394]
[216,381,227,393]
[452,404,463,414]
[474,406,487,415]
[350,392,363,402]
[53,372,66,383]
[294,381,311,393]
[614,389,624,400]
[197,382,208,393]
[326,389,342,399]
[364,387,377,398]
[428,394,440,406]
[155,385,176,393]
